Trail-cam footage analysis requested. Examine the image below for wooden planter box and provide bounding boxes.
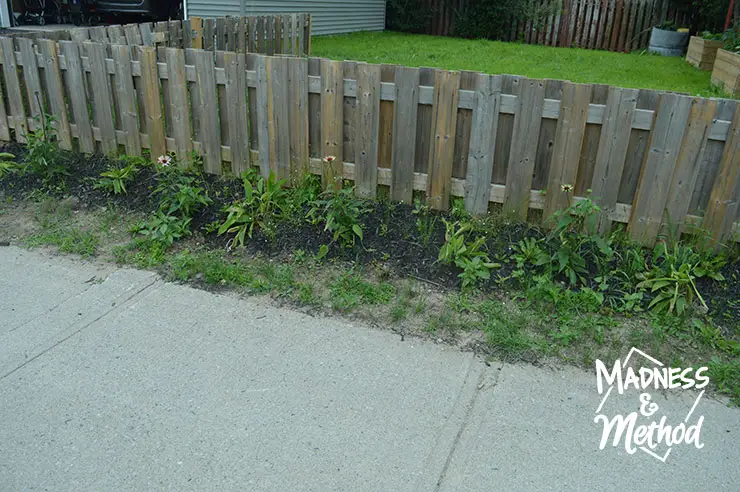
[711,49,740,96]
[686,36,723,70]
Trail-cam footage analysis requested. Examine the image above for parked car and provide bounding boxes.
[94,0,181,20]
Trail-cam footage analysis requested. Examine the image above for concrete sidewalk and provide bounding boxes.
[1,246,738,491]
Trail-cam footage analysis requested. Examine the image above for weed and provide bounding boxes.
[438,219,500,289]
[412,198,438,247]
[0,153,18,179]
[707,357,740,405]
[329,271,395,311]
[154,167,212,219]
[132,212,191,246]
[26,227,98,256]
[21,113,68,190]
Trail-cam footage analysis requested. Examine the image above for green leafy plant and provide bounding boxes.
[636,243,725,314]
[438,219,499,289]
[132,212,192,246]
[0,152,18,179]
[307,185,370,250]
[218,170,288,247]
[412,198,438,247]
[153,166,212,218]
[94,157,141,195]
[22,113,68,189]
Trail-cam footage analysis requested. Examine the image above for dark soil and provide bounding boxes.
[2,145,738,329]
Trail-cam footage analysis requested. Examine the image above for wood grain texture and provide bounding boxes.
[253,55,270,177]
[86,42,117,154]
[37,39,72,150]
[354,62,381,199]
[391,65,419,203]
[662,98,716,237]
[17,38,43,127]
[266,55,290,181]
[288,56,309,185]
[464,73,501,215]
[629,93,692,245]
[591,86,638,233]
[111,44,142,156]
[224,51,250,175]
[321,59,343,189]
[426,69,460,211]
[0,38,26,142]
[191,49,222,174]
[137,45,166,160]
[503,78,546,218]
[378,64,395,171]
[703,105,740,248]
[164,47,193,165]
[544,82,591,219]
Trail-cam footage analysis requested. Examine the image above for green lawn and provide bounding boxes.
[312,31,725,97]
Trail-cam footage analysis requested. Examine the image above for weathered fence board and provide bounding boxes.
[0,36,737,245]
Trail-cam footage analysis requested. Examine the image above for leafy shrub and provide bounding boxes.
[307,185,370,250]
[455,0,559,40]
[636,243,725,314]
[132,212,192,246]
[0,152,18,179]
[438,219,500,289]
[386,0,434,33]
[22,114,68,189]
[218,170,288,247]
[153,165,212,218]
[412,198,438,247]
[94,156,142,195]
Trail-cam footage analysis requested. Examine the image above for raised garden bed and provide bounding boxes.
[711,49,740,96]
[686,36,724,70]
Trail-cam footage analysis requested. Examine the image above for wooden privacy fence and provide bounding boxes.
[4,14,312,56]
[0,36,737,246]
[417,0,696,53]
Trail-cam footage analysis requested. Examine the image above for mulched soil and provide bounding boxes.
[1,144,737,328]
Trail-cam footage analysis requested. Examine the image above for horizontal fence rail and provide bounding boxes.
[0,36,736,247]
[3,14,312,56]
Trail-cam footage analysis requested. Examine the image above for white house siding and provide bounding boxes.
[186,0,386,35]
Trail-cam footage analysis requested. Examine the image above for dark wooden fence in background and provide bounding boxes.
[412,0,698,52]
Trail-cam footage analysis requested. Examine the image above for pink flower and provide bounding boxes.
[157,155,172,167]
[323,155,336,163]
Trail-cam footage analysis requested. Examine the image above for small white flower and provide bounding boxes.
[157,155,172,167]
[561,183,574,193]
[322,155,336,163]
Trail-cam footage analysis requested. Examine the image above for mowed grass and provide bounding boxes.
[312,31,725,97]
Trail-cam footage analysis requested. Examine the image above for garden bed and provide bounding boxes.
[686,36,724,70]
[711,49,740,96]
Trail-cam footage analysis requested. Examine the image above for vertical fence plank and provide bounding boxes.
[703,106,740,248]
[307,57,321,159]
[203,18,215,51]
[215,18,226,51]
[378,64,395,172]
[291,14,298,56]
[224,51,250,175]
[342,61,357,166]
[0,38,26,142]
[111,44,141,156]
[248,17,256,53]
[266,16,275,56]
[70,28,90,42]
[662,98,716,237]
[86,42,117,153]
[266,56,291,181]
[629,94,692,245]
[256,17,265,54]
[0,44,9,141]
[237,17,247,53]
[37,39,72,150]
[415,67,435,174]
[17,38,43,127]
[575,84,609,195]
[137,45,166,160]
[452,70,477,180]
[544,82,592,219]
[426,69,460,211]
[464,73,502,215]
[288,56,309,184]
[297,14,305,56]
[189,18,204,49]
[492,75,521,185]
[321,59,343,189]
[503,78,546,218]
[355,62,381,199]
[619,89,660,203]
[391,66,419,203]
[58,42,92,152]
[590,87,638,233]
[165,47,193,165]
[254,55,270,177]
[89,26,109,43]
[533,79,564,191]
[124,23,144,45]
[191,49,222,174]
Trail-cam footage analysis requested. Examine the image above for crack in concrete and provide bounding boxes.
[1,277,161,381]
